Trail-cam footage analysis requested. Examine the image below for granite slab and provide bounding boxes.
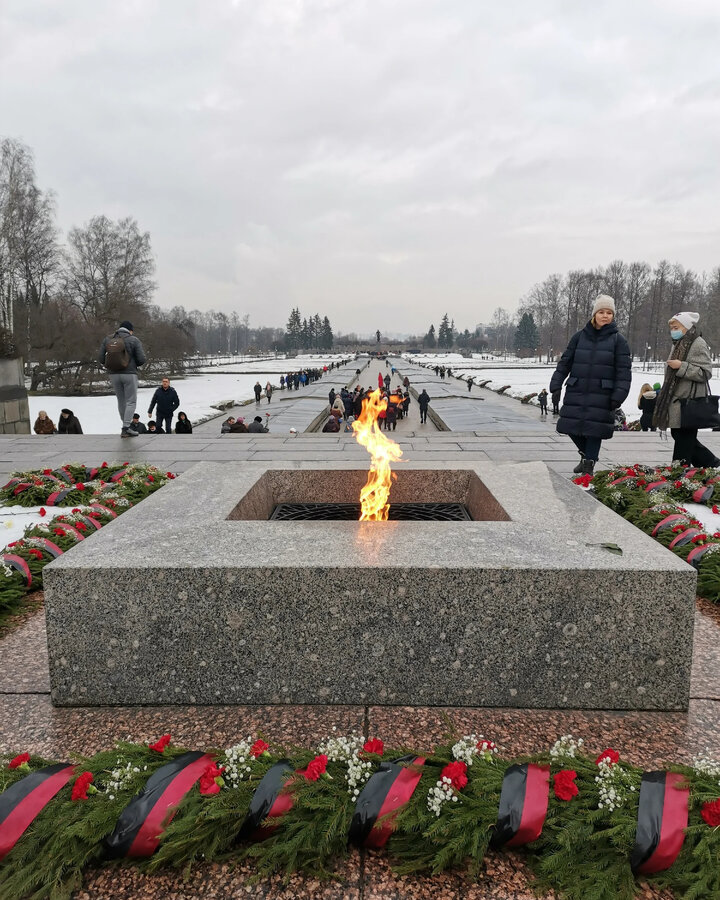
[43,461,695,710]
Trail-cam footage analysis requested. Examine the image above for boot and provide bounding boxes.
[580,458,595,476]
[572,453,585,474]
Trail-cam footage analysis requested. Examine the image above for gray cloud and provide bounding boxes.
[2,0,720,333]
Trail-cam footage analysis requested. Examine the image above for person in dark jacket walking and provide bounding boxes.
[418,389,430,424]
[549,295,631,476]
[637,383,658,432]
[58,408,83,434]
[537,389,548,416]
[148,378,180,433]
[653,312,720,466]
[175,411,193,434]
[254,381,262,403]
[97,320,146,437]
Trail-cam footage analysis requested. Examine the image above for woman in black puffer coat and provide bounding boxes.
[550,295,631,476]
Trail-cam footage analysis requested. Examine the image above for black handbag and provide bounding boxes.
[680,377,720,429]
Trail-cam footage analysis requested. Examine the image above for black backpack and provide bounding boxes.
[104,334,130,372]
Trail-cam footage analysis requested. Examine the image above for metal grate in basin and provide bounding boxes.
[269,502,472,521]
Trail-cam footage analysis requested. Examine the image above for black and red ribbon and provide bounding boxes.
[669,528,702,550]
[237,760,293,842]
[51,523,85,542]
[687,543,714,567]
[490,763,550,849]
[1,554,32,587]
[651,515,688,537]
[90,502,117,519]
[105,751,212,858]
[349,755,426,848]
[0,763,74,860]
[46,488,74,506]
[630,771,689,874]
[28,538,64,559]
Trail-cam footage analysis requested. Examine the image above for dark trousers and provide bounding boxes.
[670,428,720,466]
[419,408,428,423]
[569,434,602,462]
[539,402,547,414]
[156,412,172,433]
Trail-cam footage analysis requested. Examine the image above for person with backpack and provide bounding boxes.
[148,377,180,433]
[97,320,147,438]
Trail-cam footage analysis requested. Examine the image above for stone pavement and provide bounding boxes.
[193,359,371,435]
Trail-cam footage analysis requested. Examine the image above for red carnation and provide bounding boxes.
[701,798,720,827]
[75,483,85,491]
[53,528,65,536]
[28,549,43,559]
[363,738,384,755]
[713,505,720,515]
[167,472,176,479]
[477,738,497,753]
[573,474,593,487]
[8,752,30,770]
[101,461,108,468]
[250,739,270,758]
[553,769,578,801]
[75,522,87,532]
[43,469,52,475]
[199,761,226,796]
[147,475,154,482]
[302,754,328,781]
[71,771,94,801]
[38,507,46,517]
[674,481,683,489]
[595,748,620,766]
[441,760,468,791]
[149,734,172,753]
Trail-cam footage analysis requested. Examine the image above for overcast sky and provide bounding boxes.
[2,0,720,334]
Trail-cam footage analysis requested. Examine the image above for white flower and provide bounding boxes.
[452,734,498,766]
[550,734,584,760]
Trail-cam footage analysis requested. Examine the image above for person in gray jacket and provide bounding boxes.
[653,311,720,467]
[97,320,147,437]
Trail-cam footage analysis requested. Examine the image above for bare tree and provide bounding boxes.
[0,138,59,356]
[63,215,155,324]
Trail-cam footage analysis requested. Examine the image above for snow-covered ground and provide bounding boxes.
[27,355,349,435]
[406,355,719,421]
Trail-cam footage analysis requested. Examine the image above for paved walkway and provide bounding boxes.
[193,359,370,435]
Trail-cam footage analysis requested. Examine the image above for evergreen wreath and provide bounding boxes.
[0,462,175,615]
[580,462,720,603]
[1,732,720,900]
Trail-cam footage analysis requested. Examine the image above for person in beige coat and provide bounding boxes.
[653,311,720,467]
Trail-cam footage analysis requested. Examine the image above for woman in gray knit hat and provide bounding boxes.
[653,311,720,467]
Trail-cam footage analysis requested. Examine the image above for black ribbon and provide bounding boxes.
[630,771,665,873]
[0,763,71,827]
[236,761,292,842]
[348,755,415,846]
[105,751,205,858]
[490,764,527,849]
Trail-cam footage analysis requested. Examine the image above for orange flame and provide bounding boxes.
[352,389,403,520]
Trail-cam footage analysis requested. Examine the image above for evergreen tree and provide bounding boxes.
[376,329,381,343]
[285,307,302,350]
[438,313,451,348]
[514,312,539,355]
[423,324,436,348]
[312,313,322,349]
[301,317,310,350]
[320,316,334,350]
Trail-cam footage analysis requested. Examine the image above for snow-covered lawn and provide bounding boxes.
[407,355,719,421]
[27,355,348,435]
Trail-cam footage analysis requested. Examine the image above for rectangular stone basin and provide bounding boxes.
[43,461,696,710]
